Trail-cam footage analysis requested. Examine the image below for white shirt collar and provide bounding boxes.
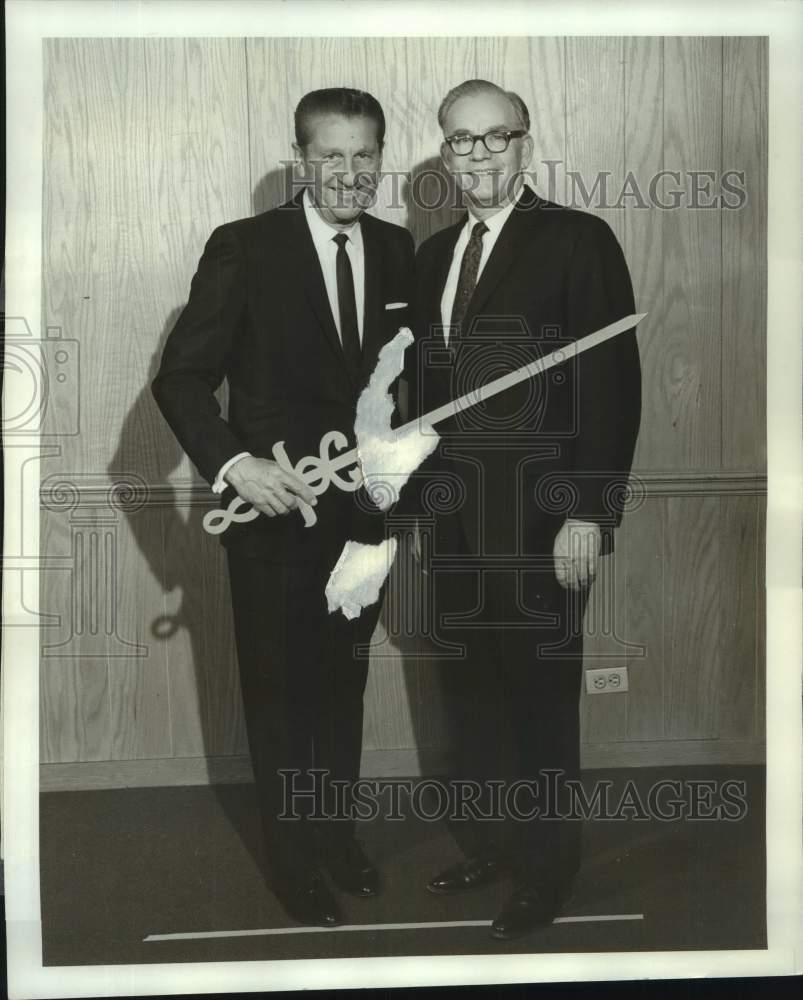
[303,187,363,251]
[465,181,526,236]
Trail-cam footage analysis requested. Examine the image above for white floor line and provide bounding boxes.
[144,913,644,942]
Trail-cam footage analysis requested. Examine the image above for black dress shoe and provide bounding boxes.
[426,855,505,895]
[490,882,567,940]
[320,837,380,897]
[273,869,343,927]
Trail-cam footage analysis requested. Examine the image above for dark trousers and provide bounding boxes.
[429,526,588,890]
[225,536,382,884]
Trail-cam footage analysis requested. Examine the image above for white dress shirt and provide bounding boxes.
[440,183,525,343]
[302,186,365,342]
[211,188,366,493]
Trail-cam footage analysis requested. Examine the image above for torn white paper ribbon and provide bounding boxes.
[355,328,440,510]
[325,537,398,620]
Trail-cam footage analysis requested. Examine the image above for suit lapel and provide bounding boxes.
[286,194,352,382]
[359,216,384,381]
[418,224,463,405]
[427,224,463,347]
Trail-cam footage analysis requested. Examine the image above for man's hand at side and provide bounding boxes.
[225,456,318,518]
[553,519,601,590]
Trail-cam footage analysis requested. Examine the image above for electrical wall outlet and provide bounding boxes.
[585,666,629,694]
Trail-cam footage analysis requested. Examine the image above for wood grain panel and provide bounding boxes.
[139,38,250,486]
[40,510,112,763]
[40,37,768,772]
[717,496,760,737]
[39,505,172,760]
[40,735,766,790]
[581,738,763,770]
[755,495,766,741]
[158,506,247,759]
[159,533,206,760]
[475,36,566,203]
[41,510,170,760]
[661,37,722,469]
[620,38,666,741]
[580,529,629,742]
[405,37,476,244]
[624,37,665,473]
[663,496,721,738]
[251,37,410,226]
[283,37,372,117]
[624,498,666,740]
[565,37,626,244]
[43,38,250,486]
[105,507,172,759]
[362,36,411,230]
[43,39,148,478]
[721,37,767,471]
[246,37,294,215]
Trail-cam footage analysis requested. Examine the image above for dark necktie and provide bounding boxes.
[450,219,488,334]
[333,232,362,377]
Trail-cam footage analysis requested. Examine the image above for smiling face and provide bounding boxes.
[440,90,534,216]
[294,113,382,227]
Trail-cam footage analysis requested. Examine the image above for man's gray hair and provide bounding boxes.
[437,79,531,134]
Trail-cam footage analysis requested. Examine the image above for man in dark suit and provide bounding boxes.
[152,88,414,927]
[407,79,641,940]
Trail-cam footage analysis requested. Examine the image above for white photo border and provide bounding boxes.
[3,0,801,995]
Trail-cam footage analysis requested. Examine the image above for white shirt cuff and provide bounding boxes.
[212,452,252,493]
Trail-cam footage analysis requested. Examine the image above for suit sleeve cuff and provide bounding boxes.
[212,452,252,494]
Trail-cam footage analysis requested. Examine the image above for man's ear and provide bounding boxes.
[291,142,308,177]
[439,141,450,169]
[520,133,535,171]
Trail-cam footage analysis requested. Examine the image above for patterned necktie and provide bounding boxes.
[333,232,362,377]
[450,220,489,334]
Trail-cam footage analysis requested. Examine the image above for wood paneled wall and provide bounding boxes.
[40,37,767,782]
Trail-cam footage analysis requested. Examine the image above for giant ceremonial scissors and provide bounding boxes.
[202,313,646,536]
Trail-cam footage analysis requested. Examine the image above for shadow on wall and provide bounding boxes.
[112,305,266,867]
[110,305,187,602]
[403,155,465,245]
[115,156,468,875]
[251,156,465,247]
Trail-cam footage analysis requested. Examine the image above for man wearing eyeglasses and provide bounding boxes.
[407,79,641,940]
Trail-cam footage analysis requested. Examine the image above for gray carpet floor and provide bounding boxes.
[39,765,765,966]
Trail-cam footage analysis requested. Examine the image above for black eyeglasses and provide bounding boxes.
[443,128,528,155]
